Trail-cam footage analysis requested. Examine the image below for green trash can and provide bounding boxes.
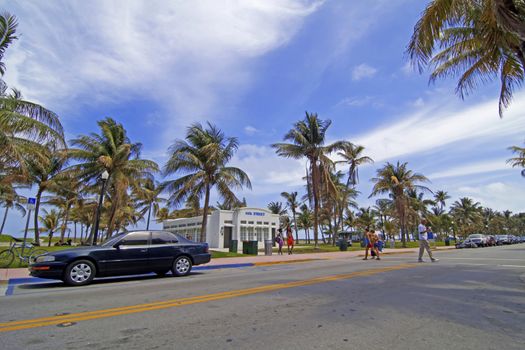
[339,239,348,251]
[229,240,238,253]
[243,241,258,255]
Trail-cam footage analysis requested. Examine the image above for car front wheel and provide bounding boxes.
[64,260,96,286]
[172,256,192,277]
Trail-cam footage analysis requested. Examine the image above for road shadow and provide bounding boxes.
[16,271,206,289]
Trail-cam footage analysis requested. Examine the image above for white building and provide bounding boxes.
[162,207,281,250]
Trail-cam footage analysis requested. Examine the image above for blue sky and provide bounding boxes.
[2,0,524,236]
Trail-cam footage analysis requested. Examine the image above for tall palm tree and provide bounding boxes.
[434,190,451,211]
[134,178,166,230]
[370,162,430,247]
[450,197,482,237]
[46,175,81,243]
[163,122,251,242]
[26,151,66,245]
[281,191,300,243]
[407,0,524,117]
[507,140,525,177]
[336,143,373,187]
[272,112,348,248]
[39,208,60,247]
[373,198,391,240]
[67,117,158,237]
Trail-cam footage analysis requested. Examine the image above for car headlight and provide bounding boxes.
[35,255,55,263]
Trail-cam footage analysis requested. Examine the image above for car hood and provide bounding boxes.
[44,246,108,256]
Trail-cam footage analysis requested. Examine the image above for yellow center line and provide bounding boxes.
[0,263,415,333]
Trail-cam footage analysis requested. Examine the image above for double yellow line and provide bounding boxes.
[0,264,414,333]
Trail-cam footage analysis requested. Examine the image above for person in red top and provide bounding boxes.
[286,226,294,255]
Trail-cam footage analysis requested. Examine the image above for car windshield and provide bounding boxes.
[469,234,482,239]
[101,233,127,247]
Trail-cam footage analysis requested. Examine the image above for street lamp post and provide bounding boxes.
[92,170,109,245]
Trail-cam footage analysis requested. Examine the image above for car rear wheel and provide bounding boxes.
[172,256,192,277]
[64,260,96,286]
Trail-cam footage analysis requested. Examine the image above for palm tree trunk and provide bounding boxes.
[73,221,77,243]
[0,206,8,234]
[292,210,298,244]
[312,160,320,248]
[48,230,54,247]
[33,188,43,246]
[146,203,152,230]
[59,204,72,243]
[200,184,211,243]
[106,200,119,239]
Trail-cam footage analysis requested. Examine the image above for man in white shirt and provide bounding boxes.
[418,219,438,262]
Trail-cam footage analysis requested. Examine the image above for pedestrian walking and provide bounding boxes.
[363,228,379,260]
[370,229,381,260]
[418,219,438,262]
[287,226,294,255]
[276,229,284,255]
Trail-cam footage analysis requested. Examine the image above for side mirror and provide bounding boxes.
[113,242,121,249]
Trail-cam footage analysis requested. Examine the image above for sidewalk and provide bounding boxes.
[0,246,455,282]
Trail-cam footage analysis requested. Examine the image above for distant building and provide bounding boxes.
[162,207,280,250]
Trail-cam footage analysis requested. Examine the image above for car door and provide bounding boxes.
[149,232,180,271]
[102,231,151,276]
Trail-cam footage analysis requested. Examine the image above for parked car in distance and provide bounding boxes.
[485,235,496,247]
[29,230,211,286]
[456,239,477,249]
[467,234,485,247]
[496,235,511,245]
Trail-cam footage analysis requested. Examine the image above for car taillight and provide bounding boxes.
[204,245,209,253]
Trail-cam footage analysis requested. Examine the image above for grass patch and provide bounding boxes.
[210,250,245,258]
[0,234,15,242]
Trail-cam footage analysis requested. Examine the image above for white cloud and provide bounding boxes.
[401,61,413,76]
[2,0,323,142]
[336,96,375,107]
[244,126,259,135]
[411,97,425,107]
[352,91,525,163]
[456,182,525,212]
[352,63,377,81]
[427,159,510,179]
[230,144,306,196]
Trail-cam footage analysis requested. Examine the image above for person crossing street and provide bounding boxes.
[418,219,438,263]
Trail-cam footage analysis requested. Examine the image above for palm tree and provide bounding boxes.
[134,178,166,230]
[507,140,525,177]
[407,0,524,117]
[450,197,482,237]
[297,204,313,244]
[1,86,66,174]
[281,191,300,243]
[370,162,430,247]
[46,175,82,243]
[336,143,373,187]
[373,198,391,240]
[272,112,348,248]
[39,208,60,247]
[163,122,251,242]
[26,151,66,245]
[67,117,158,237]
[434,190,451,211]
[267,201,287,215]
[0,186,26,234]
[0,12,18,76]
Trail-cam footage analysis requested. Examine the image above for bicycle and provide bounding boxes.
[0,238,48,268]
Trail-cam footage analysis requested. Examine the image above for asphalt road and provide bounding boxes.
[1,245,524,350]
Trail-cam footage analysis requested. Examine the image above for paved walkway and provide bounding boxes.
[0,246,455,281]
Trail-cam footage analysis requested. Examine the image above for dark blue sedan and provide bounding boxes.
[29,231,211,286]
